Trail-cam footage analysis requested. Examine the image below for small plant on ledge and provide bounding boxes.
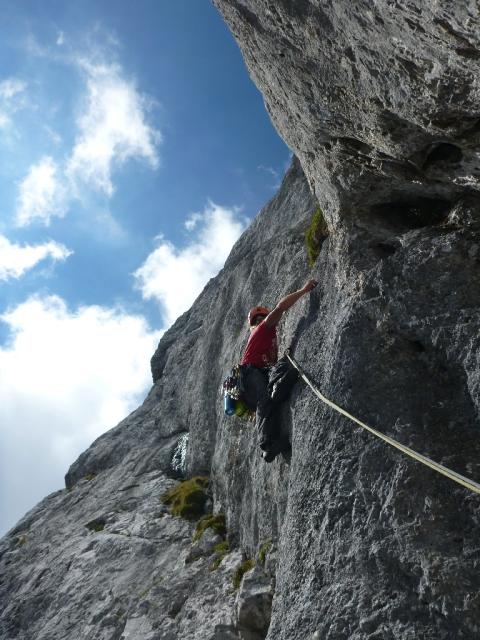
[193,513,227,542]
[305,206,328,267]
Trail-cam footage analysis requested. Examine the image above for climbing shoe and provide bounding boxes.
[259,438,270,451]
[261,440,291,463]
[262,450,277,463]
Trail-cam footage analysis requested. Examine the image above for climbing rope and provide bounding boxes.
[285,350,480,496]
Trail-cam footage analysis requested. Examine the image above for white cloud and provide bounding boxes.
[184,212,202,231]
[0,295,161,535]
[13,57,161,229]
[15,156,66,226]
[66,60,160,197]
[0,77,27,132]
[0,235,72,280]
[134,201,248,325]
[0,78,26,101]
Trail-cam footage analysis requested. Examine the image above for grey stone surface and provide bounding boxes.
[0,467,244,640]
[214,0,480,227]
[3,2,480,639]
[185,528,222,565]
[236,566,273,640]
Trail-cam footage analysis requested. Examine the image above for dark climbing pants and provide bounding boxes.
[241,357,298,450]
[242,365,279,449]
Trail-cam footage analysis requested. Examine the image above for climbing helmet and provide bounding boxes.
[247,306,270,326]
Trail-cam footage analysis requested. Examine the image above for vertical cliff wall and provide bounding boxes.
[212,2,480,639]
[2,2,480,639]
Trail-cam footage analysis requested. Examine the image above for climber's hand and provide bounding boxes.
[303,279,318,293]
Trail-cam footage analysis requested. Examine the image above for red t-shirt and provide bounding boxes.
[241,321,278,368]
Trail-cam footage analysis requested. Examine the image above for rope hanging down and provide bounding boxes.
[285,350,480,496]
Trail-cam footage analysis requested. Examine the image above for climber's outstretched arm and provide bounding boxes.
[264,279,318,328]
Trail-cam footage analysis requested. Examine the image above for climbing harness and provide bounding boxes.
[285,350,480,496]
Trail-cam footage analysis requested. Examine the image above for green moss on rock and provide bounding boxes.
[193,513,226,542]
[162,476,209,520]
[305,206,328,267]
[209,540,230,571]
[257,539,272,566]
[233,558,255,589]
[214,540,230,554]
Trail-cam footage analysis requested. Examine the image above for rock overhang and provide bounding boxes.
[213,0,480,227]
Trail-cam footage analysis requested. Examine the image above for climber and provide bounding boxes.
[241,279,318,462]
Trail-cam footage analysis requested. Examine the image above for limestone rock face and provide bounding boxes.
[214,0,480,224]
[3,2,480,640]
[211,2,480,639]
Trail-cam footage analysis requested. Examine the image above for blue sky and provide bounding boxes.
[0,1,290,535]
